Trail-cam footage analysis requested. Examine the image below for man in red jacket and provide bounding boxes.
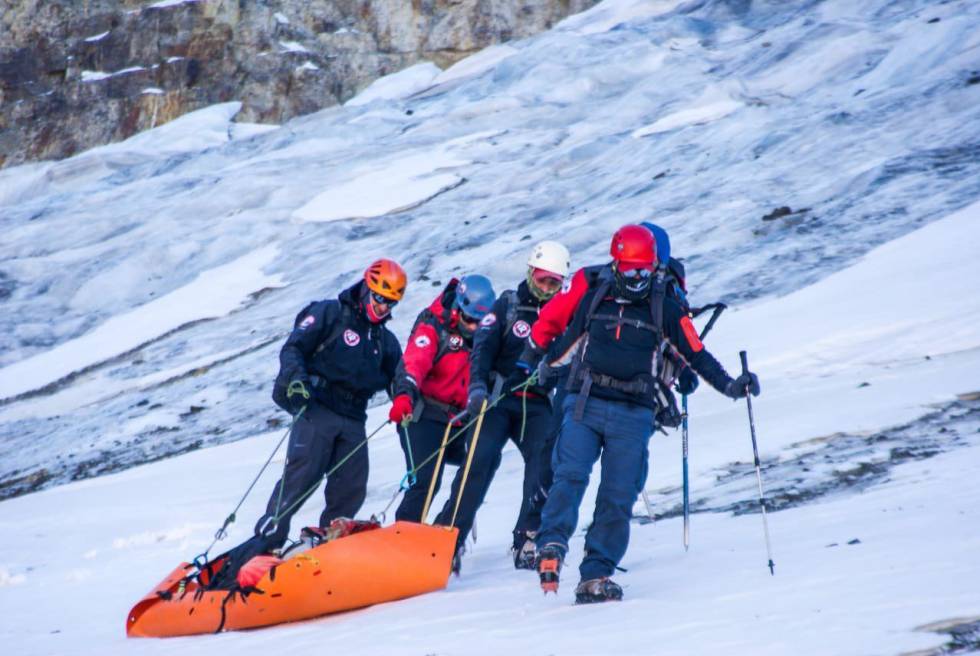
[518,225,760,603]
[389,274,496,569]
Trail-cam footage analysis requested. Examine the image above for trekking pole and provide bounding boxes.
[681,393,690,551]
[420,419,454,523]
[449,399,489,527]
[193,407,306,566]
[739,351,775,576]
[678,303,727,552]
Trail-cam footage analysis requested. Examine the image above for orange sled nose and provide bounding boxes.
[127,521,458,638]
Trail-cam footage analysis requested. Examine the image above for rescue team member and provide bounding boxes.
[390,275,496,572]
[210,260,406,588]
[451,241,571,572]
[520,226,760,603]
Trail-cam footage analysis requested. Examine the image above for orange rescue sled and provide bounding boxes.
[127,521,457,637]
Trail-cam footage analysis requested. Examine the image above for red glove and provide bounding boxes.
[389,394,414,424]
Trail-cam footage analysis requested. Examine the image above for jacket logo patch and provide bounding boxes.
[414,334,432,348]
[480,313,497,327]
[298,315,316,330]
[560,278,572,294]
[448,334,464,351]
[343,329,361,347]
[512,320,531,339]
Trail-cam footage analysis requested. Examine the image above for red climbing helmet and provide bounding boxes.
[610,224,657,271]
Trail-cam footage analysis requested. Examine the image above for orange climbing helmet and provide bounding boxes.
[364,259,408,301]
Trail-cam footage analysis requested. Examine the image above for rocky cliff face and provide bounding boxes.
[0,0,596,168]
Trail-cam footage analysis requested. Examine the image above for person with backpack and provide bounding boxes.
[519,225,760,603]
[207,260,406,588]
[641,222,699,426]
[437,241,572,572]
[390,274,496,569]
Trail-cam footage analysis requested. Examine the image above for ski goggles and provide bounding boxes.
[370,291,399,307]
[618,267,653,280]
[531,268,564,292]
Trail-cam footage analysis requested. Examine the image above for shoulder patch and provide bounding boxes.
[679,316,704,353]
[298,314,316,330]
[512,320,531,339]
[343,329,360,347]
[479,312,497,328]
[414,334,432,349]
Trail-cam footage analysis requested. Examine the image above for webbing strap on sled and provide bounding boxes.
[449,398,489,528]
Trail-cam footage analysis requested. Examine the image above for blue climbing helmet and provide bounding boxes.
[641,222,671,267]
[453,274,496,338]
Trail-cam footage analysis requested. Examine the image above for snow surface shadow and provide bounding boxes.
[638,395,980,521]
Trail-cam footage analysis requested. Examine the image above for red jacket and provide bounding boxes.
[395,282,471,411]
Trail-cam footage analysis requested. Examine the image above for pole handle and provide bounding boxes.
[739,350,749,375]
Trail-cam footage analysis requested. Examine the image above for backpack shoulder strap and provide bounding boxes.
[503,289,519,330]
[313,301,351,356]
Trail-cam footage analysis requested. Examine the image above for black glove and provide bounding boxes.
[286,379,311,415]
[466,385,488,418]
[724,371,760,399]
[676,366,699,395]
[517,339,545,370]
[536,359,556,387]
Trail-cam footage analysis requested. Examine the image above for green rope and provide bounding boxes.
[196,406,305,561]
[400,421,417,488]
[259,373,540,539]
[519,386,529,443]
[262,418,392,531]
[401,372,539,482]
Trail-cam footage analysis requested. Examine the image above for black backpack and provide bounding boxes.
[271,301,351,411]
[500,289,541,334]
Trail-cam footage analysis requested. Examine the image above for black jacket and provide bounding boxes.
[534,264,731,410]
[278,281,402,420]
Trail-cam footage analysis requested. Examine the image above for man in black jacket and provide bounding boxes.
[447,241,571,572]
[520,226,760,603]
[209,260,406,589]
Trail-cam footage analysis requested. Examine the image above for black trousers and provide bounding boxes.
[253,402,368,548]
[434,394,554,549]
[395,415,469,524]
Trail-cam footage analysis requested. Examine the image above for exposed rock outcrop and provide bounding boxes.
[0,0,596,168]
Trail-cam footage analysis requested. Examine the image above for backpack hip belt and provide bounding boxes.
[570,367,651,421]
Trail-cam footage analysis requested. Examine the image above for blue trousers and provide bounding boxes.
[536,393,653,581]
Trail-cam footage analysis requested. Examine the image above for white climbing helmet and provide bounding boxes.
[527,240,571,278]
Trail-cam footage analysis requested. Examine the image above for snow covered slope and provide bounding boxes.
[1,0,980,651]
[0,195,978,656]
[1,0,979,497]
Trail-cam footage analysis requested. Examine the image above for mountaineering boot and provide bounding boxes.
[536,543,564,594]
[574,577,623,604]
[512,531,538,570]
